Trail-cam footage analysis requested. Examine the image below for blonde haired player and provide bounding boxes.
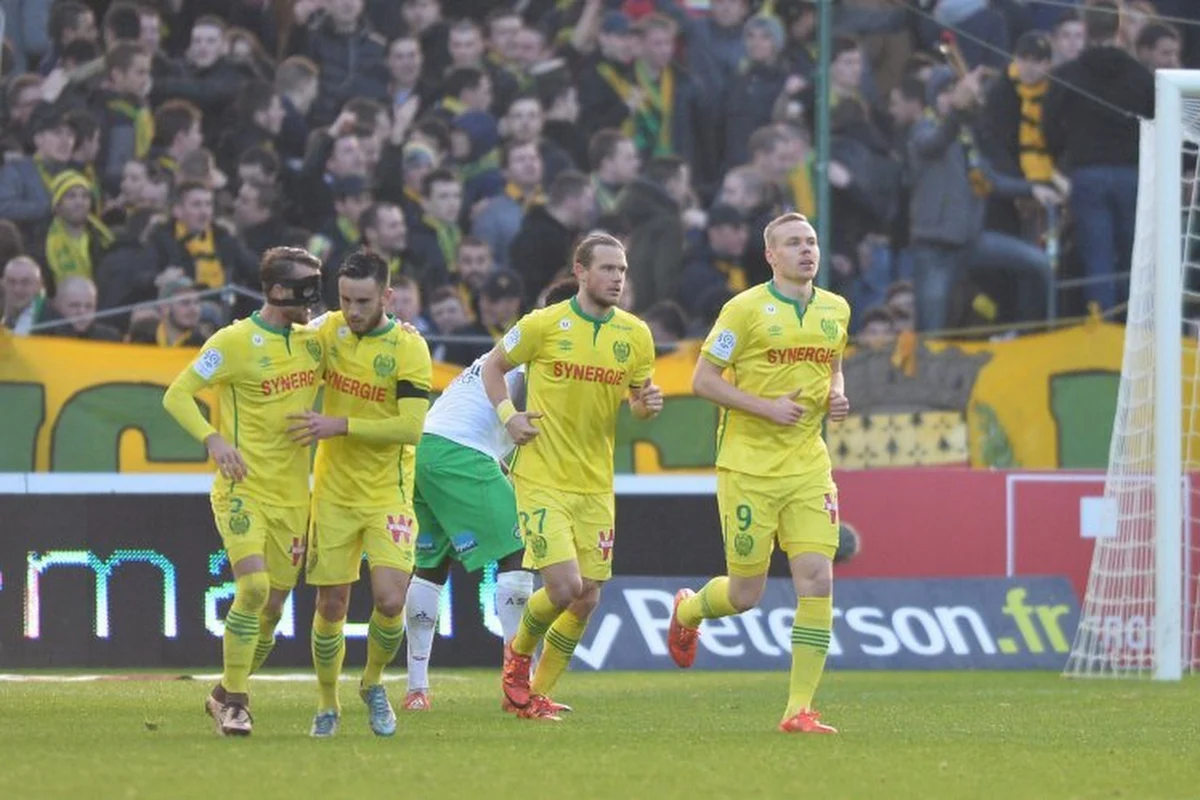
[666,213,850,734]
[481,233,662,721]
[291,249,433,738]
[162,246,326,736]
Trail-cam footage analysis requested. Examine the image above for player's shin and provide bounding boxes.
[249,607,283,675]
[222,572,270,697]
[495,570,534,644]
[511,588,563,656]
[786,594,833,718]
[404,577,442,692]
[677,576,740,628]
[312,609,347,713]
[530,609,588,697]
[363,608,405,687]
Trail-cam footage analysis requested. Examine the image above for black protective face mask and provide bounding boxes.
[269,274,323,307]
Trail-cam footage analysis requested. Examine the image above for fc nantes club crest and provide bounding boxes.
[306,339,322,362]
[612,340,631,363]
[821,319,839,342]
[373,353,396,378]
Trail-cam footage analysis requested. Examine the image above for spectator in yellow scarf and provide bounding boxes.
[34,170,114,296]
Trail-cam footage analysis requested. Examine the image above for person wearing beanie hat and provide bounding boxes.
[721,14,789,170]
[0,101,76,228]
[679,203,750,316]
[441,267,525,366]
[30,170,114,296]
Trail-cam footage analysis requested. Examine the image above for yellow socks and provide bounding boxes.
[312,611,346,713]
[511,588,563,657]
[222,572,269,695]
[786,595,833,718]
[362,609,405,687]
[531,610,588,697]
[250,607,282,675]
[676,576,740,628]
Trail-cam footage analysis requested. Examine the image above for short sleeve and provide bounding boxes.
[700,300,745,368]
[838,304,851,354]
[188,326,239,386]
[396,332,434,393]
[630,323,655,387]
[501,311,543,366]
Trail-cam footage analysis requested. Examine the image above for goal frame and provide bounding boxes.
[1151,70,1200,680]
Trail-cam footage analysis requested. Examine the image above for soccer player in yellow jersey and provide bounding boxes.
[666,213,851,734]
[162,247,325,736]
[481,233,663,721]
[288,250,433,738]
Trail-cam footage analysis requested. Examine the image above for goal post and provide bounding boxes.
[1065,70,1200,680]
[1151,69,1193,682]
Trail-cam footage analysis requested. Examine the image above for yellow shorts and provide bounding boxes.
[716,469,840,577]
[305,498,416,586]
[211,493,309,591]
[514,482,615,581]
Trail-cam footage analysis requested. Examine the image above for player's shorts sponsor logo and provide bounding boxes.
[373,353,396,378]
[502,325,521,352]
[612,340,631,364]
[228,512,250,535]
[733,532,754,556]
[530,535,548,559]
[289,536,306,566]
[598,528,615,561]
[306,339,322,363]
[709,329,736,361]
[193,348,223,380]
[451,533,479,554]
[767,346,836,365]
[415,531,436,552]
[386,514,414,545]
[551,361,627,385]
[327,370,387,403]
[821,319,840,342]
[261,369,318,396]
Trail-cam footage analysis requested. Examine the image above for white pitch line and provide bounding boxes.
[0,672,472,683]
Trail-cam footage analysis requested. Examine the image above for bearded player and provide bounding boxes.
[163,247,325,736]
[402,280,579,712]
[666,213,850,734]
[288,249,433,738]
[481,234,663,721]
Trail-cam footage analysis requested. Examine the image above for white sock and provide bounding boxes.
[495,570,534,644]
[405,576,442,692]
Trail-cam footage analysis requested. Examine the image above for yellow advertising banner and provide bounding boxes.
[0,321,1192,474]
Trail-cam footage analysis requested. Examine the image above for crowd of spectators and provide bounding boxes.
[0,0,1197,364]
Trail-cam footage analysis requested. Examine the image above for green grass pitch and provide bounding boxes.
[2,670,1197,799]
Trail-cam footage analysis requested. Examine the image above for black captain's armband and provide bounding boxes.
[396,380,430,399]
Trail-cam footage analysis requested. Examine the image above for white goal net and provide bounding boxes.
[1064,72,1200,679]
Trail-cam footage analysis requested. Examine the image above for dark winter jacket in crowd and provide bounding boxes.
[1043,45,1155,171]
[509,205,575,307]
[153,57,256,143]
[722,61,788,170]
[294,16,389,127]
[616,178,685,312]
[908,108,1037,246]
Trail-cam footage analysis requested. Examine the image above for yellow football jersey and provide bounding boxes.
[180,312,324,507]
[312,312,433,507]
[502,297,655,495]
[701,282,850,484]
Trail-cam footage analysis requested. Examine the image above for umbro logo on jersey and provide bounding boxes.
[258,357,271,368]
